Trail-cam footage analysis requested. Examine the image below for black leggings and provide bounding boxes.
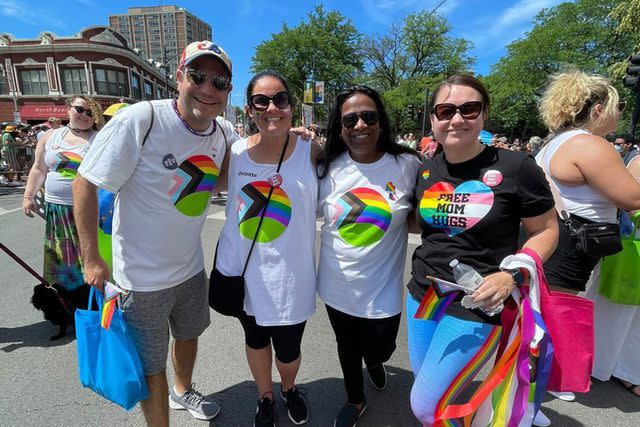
[237,311,306,364]
[326,304,401,404]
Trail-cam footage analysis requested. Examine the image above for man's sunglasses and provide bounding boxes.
[71,105,93,117]
[185,68,232,91]
[250,91,291,111]
[341,111,379,129]
[432,101,483,121]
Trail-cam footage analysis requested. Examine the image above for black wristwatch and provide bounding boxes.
[507,268,526,287]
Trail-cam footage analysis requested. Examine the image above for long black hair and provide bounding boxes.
[317,85,418,179]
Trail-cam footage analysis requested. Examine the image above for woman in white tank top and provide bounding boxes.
[536,71,640,293]
[214,72,322,427]
[533,71,640,410]
[21,96,104,295]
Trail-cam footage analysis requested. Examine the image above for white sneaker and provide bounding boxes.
[548,391,575,401]
[533,409,551,427]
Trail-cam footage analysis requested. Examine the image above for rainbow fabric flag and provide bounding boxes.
[414,287,457,321]
[432,253,552,427]
[101,298,116,330]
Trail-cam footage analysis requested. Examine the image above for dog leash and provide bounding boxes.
[0,242,73,315]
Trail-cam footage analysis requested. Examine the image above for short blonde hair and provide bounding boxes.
[538,70,619,133]
[65,95,105,130]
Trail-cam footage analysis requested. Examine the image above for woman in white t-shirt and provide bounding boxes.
[316,86,421,427]
[215,71,321,427]
[22,96,104,292]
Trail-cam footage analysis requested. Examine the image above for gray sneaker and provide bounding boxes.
[169,383,220,420]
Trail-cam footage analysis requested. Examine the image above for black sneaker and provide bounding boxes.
[334,402,367,427]
[367,364,387,390]
[254,395,276,427]
[280,386,309,425]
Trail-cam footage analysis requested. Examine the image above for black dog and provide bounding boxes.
[31,283,90,340]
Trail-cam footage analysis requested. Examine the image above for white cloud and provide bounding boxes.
[360,0,459,26]
[471,0,565,49]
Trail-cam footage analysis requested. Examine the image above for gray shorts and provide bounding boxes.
[120,270,211,375]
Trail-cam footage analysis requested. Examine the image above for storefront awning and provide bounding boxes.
[20,104,68,120]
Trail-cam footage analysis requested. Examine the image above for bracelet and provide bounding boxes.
[23,196,35,200]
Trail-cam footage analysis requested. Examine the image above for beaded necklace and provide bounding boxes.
[172,98,217,137]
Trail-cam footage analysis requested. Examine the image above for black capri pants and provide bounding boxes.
[326,304,401,404]
[237,311,306,364]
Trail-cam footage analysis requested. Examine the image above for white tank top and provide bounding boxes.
[216,136,318,326]
[44,127,95,205]
[536,129,617,222]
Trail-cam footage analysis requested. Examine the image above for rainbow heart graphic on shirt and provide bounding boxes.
[332,187,392,247]
[168,155,219,217]
[237,181,291,243]
[419,181,494,237]
[53,151,82,179]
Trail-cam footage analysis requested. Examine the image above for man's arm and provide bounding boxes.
[72,174,109,291]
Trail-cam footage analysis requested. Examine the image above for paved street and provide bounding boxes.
[1,185,639,426]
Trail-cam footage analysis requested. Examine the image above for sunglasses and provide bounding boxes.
[71,105,93,117]
[618,101,626,113]
[432,101,483,121]
[250,91,291,111]
[341,111,379,129]
[185,68,232,91]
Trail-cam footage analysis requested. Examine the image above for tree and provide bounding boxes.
[484,0,639,138]
[361,11,475,91]
[609,0,640,79]
[251,5,363,123]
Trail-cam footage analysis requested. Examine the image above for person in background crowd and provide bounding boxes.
[214,70,320,427]
[529,136,543,158]
[22,95,104,298]
[408,74,558,426]
[1,125,22,184]
[48,117,62,129]
[316,85,420,427]
[583,153,640,398]
[73,41,238,426]
[613,133,638,166]
[235,122,246,137]
[535,70,640,409]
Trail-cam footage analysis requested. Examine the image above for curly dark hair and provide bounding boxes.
[317,85,418,179]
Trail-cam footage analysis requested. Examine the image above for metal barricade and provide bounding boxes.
[0,145,34,182]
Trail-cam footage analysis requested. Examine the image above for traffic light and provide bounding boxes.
[623,54,640,91]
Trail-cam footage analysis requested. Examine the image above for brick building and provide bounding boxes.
[0,26,177,124]
[109,5,212,76]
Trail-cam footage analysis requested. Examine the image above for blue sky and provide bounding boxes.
[1,0,568,107]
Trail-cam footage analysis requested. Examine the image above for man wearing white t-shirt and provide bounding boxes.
[72,41,238,426]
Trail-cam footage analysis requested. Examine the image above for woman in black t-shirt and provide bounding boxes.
[406,74,558,426]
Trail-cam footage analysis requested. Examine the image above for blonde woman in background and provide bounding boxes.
[22,95,104,293]
[535,71,640,414]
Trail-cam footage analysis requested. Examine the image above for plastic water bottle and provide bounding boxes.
[449,259,503,316]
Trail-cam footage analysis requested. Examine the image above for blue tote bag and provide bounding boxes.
[75,287,148,410]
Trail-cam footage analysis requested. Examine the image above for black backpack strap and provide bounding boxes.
[142,101,155,147]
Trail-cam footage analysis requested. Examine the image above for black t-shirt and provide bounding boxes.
[409,146,554,321]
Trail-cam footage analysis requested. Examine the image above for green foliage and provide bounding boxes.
[251,5,364,124]
[362,11,474,91]
[484,0,639,138]
[361,10,474,135]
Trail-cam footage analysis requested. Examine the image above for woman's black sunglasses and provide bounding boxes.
[250,91,291,111]
[186,68,232,91]
[432,101,483,121]
[71,105,93,117]
[341,111,379,129]
[618,101,626,113]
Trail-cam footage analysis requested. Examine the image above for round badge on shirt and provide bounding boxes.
[482,170,503,187]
